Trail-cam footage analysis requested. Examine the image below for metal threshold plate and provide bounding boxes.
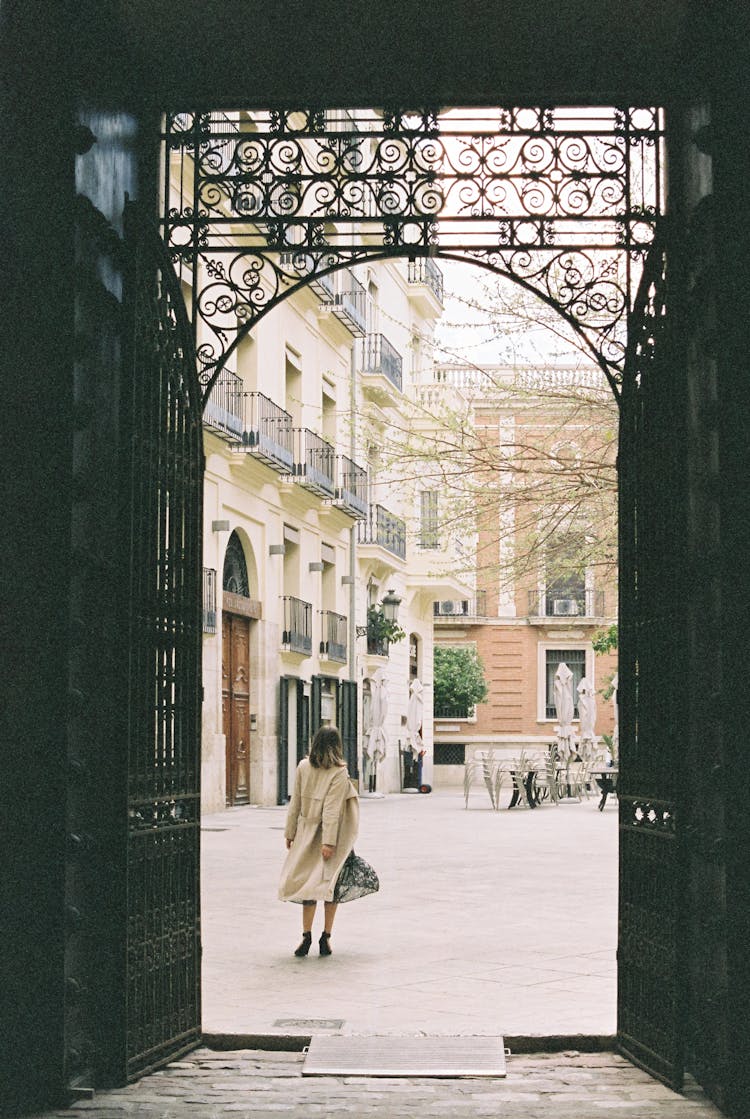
[302,1035,506,1078]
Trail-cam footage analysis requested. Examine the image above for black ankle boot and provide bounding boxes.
[294,932,312,957]
[319,931,332,957]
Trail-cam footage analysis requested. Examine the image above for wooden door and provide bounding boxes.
[222,613,251,805]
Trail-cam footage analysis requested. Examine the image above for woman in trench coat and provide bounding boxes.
[278,725,359,957]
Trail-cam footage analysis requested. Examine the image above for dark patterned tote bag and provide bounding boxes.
[333,850,379,903]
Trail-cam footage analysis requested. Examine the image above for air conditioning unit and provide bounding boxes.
[553,598,579,616]
[439,600,457,615]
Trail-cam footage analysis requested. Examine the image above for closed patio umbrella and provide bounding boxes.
[577,675,598,760]
[406,678,424,756]
[553,662,576,760]
[364,668,388,793]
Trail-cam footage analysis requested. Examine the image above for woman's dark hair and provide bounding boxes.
[309,725,346,769]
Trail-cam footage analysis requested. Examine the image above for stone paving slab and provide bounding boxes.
[27,1048,724,1118]
[202,789,618,1037]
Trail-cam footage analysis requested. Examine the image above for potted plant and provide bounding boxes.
[366,604,405,656]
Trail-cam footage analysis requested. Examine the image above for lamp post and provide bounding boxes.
[380,588,402,623]
[356,588,402,639]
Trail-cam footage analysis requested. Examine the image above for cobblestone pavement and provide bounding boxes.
[29,1048,724,1118]
[202,790,619,1037]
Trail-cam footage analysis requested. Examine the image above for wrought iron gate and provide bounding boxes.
[162,107,664,400]
[617,234,686,1087]
[123,205,203,1078]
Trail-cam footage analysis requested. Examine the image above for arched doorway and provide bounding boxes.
[10,81,738,1119]
[221,531,254,806]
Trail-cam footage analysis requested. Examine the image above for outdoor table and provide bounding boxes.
[507,764,540,808]
[590,766,619,811]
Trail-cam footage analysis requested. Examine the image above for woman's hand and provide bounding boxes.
[321,843,335,860]
[286,837,293,849]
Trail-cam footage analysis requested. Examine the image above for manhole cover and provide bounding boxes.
[302,1035,506,1077]
[274,1018,344,1030]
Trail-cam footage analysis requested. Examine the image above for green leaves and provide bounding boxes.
[434,646,489,713]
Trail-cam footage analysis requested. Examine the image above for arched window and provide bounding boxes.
[409,633,419,680]
[222,531,250,597]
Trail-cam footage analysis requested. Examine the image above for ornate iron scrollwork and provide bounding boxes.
[161,107,664,397]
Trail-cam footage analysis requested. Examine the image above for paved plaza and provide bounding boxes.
[29,1047,724,1119]
[28,789,726,1119]
[202,786,618,1038]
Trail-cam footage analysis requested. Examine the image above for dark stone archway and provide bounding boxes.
[2,3,749,1116]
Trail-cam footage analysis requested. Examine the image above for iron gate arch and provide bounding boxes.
[161,106,664,403]
[155,104,687,1088]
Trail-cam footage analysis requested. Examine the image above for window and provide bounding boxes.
[367,279,379,334]
[321,383,336,443]
[409,633,419,680]
[420,490,439,549]
[545,532,586,615]
[284,350,302,426]
[545,648,586,719]
[223,532,250,596]
[434,743,466,766]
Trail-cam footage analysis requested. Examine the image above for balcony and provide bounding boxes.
[293,429,336,497]
[358,504,406,560]
[203,371,244,441]
[434,704,471,720]
[335,455,368,518]
[433,591,488,621]
[281,596,312,655]
[407,258,445,313]
[309,269,335,303]
[528,588,606,621]
[240,392,295,473]
[320,610,348,663]
[360,333,403,404]
[330,269,367,336]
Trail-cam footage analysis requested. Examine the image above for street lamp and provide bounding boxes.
[355,588,402,638]
[380,588,402,623]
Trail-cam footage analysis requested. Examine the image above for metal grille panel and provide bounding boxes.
[161,107,665,395]
[617,236,684,1089]
[124,206,203,1079]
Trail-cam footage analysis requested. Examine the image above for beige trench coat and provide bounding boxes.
[278,759,359,903]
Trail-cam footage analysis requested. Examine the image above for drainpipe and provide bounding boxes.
[348,340,357,683]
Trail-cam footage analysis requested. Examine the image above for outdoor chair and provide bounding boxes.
[529,748,561,806]
[464,749,503,810]
[564,759,587,801]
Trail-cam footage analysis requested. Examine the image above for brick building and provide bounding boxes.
[428,364,619,784]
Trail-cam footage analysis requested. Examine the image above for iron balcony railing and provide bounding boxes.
[309,269,335,302]
[241,392,295,472]
[202,568,217,633]
[320,610,348,662]
[528,588,606,618]
[281,596,312,655]
[294,429,336,496]
[335,454,368,518]
[203,371,244,440]
[408,258,445,304]
[361,333,403,393]
[434,704,472,720]
[433,591,488,619]
[357,504,407,560]
[332,269,367,336]
[366,635,390,657]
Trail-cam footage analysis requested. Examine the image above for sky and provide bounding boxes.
[431,259,592,371]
